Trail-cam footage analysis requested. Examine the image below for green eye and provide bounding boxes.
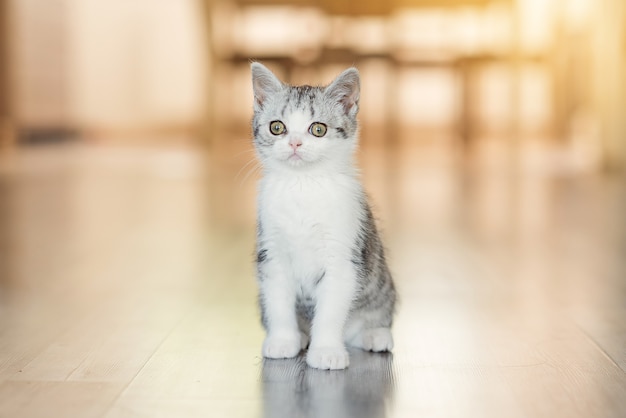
[269,121,286,135]
[309,122,327,137]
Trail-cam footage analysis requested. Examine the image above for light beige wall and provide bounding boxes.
[6,0,208,135]
[591,0,626,170]
[0,0,11,145]
[66,0,208,132]
[7,0,70,129]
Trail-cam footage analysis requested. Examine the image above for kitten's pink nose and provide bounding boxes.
[289,138,302,151]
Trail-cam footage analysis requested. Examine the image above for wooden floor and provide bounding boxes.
[0,139,625,417]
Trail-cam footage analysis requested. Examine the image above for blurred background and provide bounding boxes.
[1,0,625,226]
[0,1,625,416]
[1,0,625,163]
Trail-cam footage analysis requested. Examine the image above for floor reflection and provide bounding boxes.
[261,350,395,418]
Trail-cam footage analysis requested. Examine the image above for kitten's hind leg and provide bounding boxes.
[299,331,310,350]
[297,315,311,350]
[347,327,394,352]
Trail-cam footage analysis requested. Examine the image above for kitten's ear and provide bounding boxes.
[326,67,360,117]
[251,62,283,110]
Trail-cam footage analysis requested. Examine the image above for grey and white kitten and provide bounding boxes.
[251,62,396,370]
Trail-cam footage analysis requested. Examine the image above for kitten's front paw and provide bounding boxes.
[306,346,349,370]
[262,335,302,359]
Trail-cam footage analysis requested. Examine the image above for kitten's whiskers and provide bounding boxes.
[236,157,262,188]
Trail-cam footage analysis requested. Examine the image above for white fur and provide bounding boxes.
[253,63,380,370]
[258,167,365,369]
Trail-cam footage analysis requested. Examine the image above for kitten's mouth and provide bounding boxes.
[288,152,302,161]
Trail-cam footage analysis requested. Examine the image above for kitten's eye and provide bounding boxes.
[309,122,327,137]
[269,121,286,135]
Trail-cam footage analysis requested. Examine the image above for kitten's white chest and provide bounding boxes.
[259,175,360,287]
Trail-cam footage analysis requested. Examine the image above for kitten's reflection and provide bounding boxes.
[261,350,395,418]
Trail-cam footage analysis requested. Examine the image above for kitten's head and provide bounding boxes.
[251,62,360,172]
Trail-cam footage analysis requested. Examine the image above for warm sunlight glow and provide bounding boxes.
[0,1,624,417]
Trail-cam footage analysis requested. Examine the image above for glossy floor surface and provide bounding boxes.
[0,140,625,417]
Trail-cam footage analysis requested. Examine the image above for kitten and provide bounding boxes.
[251,62,396,370]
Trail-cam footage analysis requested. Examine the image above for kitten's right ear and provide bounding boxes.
[251,62,283,110]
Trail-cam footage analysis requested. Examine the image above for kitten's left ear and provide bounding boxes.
[251,62,283,110]
[326,67,360,117]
